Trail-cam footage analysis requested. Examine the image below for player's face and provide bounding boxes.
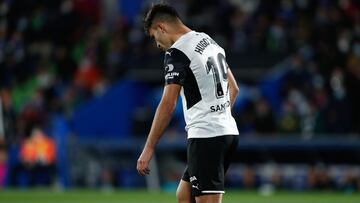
[149,25,172,51]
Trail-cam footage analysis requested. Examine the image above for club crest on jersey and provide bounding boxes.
[165,64,174,72]
[165,64,179,80]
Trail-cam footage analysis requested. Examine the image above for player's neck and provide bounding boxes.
[170,25,192,45]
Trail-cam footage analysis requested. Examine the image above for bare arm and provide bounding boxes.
[227,69,239,110]
[137,84,181,175]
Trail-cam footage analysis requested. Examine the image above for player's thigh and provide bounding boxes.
[176,180,193,203]
[195,193,223,203]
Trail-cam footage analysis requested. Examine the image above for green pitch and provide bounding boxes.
[1,189,359,203]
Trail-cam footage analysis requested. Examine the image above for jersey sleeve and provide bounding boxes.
[163,48,191,86]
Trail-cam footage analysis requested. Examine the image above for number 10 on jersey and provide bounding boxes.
[206,53,228,99]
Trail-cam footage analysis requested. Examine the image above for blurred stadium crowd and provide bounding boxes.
[0,0,360,191]
[226,163,360,192]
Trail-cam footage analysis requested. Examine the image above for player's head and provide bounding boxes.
[144,4,182,51]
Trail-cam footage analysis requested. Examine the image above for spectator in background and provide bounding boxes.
[254,98,276,134]
[0,88,17,144]
[74,57,101,94]
[19,128,56,186]
[342,169,358,192]
[230,7,249,53]
[346,41,360,134]
[0,139,6,188]
[307,164,334,190]
[325,68,352,133]
[241,165,257,189]
[278,100,300,134]
[17,89,47,139]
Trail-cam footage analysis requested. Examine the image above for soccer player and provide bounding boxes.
[136,4,239,203]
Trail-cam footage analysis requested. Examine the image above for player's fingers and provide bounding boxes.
[137,160,150,176]
[138,168,150,176]
[138,168,146,176]
[141,166,150,175]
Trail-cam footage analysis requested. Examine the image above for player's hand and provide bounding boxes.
[136,147,154,176]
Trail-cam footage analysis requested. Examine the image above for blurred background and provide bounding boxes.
[0,0,360,196]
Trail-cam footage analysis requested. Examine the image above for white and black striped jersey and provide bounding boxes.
[164,31,239,139]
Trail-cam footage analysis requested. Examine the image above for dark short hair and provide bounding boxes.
[143,4,180,35]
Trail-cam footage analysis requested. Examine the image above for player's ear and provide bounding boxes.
[157,23,166,34]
